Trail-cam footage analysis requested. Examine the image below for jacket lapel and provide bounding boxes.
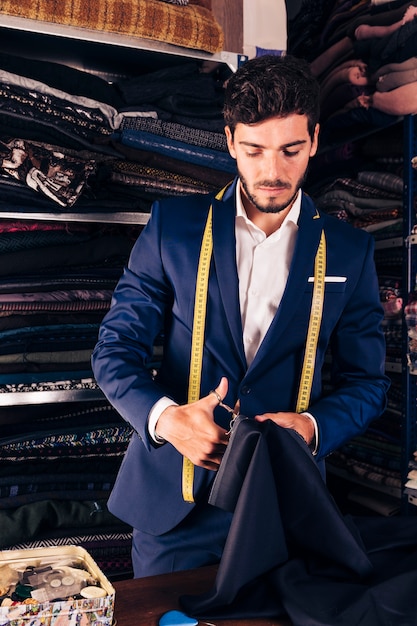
[211,180,247,370]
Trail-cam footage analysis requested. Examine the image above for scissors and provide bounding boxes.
[210,389,239,435]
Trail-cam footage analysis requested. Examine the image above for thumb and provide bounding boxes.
[208,376,229,408]
[216,376,229,401]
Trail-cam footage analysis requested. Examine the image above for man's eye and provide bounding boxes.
[284,150,299,157]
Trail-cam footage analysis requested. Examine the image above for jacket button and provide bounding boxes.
[241,385,251,395]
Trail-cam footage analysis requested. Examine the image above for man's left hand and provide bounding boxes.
[254,411,315,446]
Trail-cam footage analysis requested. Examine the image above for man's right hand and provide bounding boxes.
[155,377,230,470]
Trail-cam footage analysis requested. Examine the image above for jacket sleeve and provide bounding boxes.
[91,200,174,450]
[309,234,390,460]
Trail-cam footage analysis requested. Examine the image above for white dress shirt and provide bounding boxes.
[149,183,318,451]
[235,184,300,366]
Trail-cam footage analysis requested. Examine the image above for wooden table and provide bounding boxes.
[113,565,292,626]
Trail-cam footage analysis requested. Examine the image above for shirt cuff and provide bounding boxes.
[148,396,178,444]
[301,412,319,455]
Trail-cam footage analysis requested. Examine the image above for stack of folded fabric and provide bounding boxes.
[0,29,233,574]
[0,54,234,214]
[0,400,134,579]
[294,2,415,513]
[290,0,417,144]
[306,130,406,513]
[0,219,138,383]
[0,51,234,389]
[110,60,235,192]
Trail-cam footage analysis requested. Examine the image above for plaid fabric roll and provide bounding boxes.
[0,0,224,53]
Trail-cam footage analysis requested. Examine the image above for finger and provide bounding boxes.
[201,460,222,471]
[203,452,225,469]
[212,440,229,452]
[219,431,230,445]
[254,413,270,423]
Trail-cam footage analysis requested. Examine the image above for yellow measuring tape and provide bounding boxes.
[182,194,326,502]
[182,187,226,503]
[296,229,326,413]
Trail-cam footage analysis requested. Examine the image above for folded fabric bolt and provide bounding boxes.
[116,130,236,174]
[0,138,95,206]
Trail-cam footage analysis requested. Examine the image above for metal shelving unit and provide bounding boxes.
[0,12,244,95]
[402,115,417,512]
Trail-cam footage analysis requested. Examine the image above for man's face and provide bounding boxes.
[225,114,319,217]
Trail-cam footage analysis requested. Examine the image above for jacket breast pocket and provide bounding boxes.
[305,277,347,294]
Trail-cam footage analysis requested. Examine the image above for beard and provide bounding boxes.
[239,169,307,214]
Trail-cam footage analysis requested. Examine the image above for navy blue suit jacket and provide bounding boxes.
[92,179,389,535]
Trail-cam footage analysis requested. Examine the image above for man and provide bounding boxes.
[92,54,389,578]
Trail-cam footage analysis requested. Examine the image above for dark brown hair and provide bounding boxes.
[223,54,320,140]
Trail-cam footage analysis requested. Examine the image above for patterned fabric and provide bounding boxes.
[120,116,228,152]
[0,220,90,234]
[379,276,403,320]
[0,84,113,141]
[382,319,403,358]
[118,129,236,173]
[0,425,132,461]
[315,188,401,215]
[0,68,120,129]
[112,160,215,195]
[0,377,100,394]
[328,451,401,490]
[0,290,112,304]
[0,0,224,53]
[357,170,404,195]
[0,230,92,254]
[0,138,96,207]
[0,294,112,313]
[331,434,402,473]
[319,176,401,200]
[12,530,132,551]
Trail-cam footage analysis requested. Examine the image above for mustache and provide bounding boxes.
[255,180,291,189]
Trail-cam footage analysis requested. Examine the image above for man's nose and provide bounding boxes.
[265,154,283,180]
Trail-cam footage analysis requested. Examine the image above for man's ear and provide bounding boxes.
[224,125,236,158]
[310,123,320,158]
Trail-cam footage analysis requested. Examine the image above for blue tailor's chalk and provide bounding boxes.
[159,610,198,626]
